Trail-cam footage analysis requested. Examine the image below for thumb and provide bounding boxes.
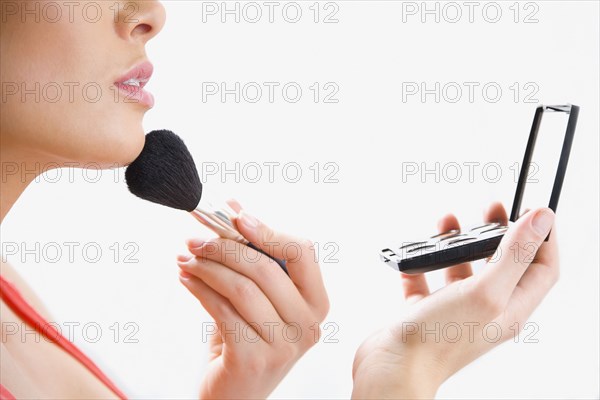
[478,207,555,305]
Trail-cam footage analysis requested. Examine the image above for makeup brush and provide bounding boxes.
[125,130,287,274]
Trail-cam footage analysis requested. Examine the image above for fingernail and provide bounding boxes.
[238,211,259,232]
[179,270,193,281]
[186,238,205,249]
[176,254,193,263]
[532,209,555,236]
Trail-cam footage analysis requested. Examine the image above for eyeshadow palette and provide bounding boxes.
[380,222,509,274]
[381,104,579,274]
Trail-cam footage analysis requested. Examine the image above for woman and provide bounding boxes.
[0,1,559,398]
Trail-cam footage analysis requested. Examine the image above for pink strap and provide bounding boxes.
[0,383,16,400]
[0,275,127,399]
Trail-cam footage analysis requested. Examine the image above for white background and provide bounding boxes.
[2,1,599,398]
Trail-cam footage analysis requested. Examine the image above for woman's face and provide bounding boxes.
[0,0,166,168]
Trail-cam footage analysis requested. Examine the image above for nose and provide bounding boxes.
[115,0,166,44]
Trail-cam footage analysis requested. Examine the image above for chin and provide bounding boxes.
[122,127,146,166]
[107,126,146,167]
[67,123,147,168]
[110,111,149,167]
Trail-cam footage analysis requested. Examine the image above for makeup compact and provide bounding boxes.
[380,104,580,274]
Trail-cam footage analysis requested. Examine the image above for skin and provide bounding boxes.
[0,1,329,398]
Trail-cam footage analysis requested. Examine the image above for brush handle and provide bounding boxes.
[190,208,288,275]
[247,242,289,275]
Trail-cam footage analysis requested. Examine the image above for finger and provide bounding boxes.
[178,271,256,346]
[177,254,193,263]
[508,220,559,316]
[483,202,509,262]
[188,238,314,326]
[494,223,559,330]
[401,272,430,304]
[484,201,508,225]
[438,213,473,284]
[179,269,236,323]
[478,207,555,308]
[233,211,329,319]
[226,198,243,213]
[178,257,285,341]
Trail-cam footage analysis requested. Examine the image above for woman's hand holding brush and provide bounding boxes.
[177,201,330,399]
[124,131,328,397]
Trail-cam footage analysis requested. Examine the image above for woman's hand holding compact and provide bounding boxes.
[177,201,330,399]
[352,202,559,399]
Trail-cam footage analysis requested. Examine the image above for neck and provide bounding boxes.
[0,144,51,224]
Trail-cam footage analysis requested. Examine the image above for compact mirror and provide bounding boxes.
[510,105,579,227]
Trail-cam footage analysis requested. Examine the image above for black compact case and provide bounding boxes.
[380,104,580,274]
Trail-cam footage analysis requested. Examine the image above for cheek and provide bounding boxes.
[54,99,147,167]
[1,81,147,167]
[85,102,147,166]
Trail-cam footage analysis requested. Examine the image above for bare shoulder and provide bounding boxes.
[0,261,54,322]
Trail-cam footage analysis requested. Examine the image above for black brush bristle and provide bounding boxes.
[125,130,202,212]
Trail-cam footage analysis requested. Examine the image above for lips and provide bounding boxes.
[114,61,155,108]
